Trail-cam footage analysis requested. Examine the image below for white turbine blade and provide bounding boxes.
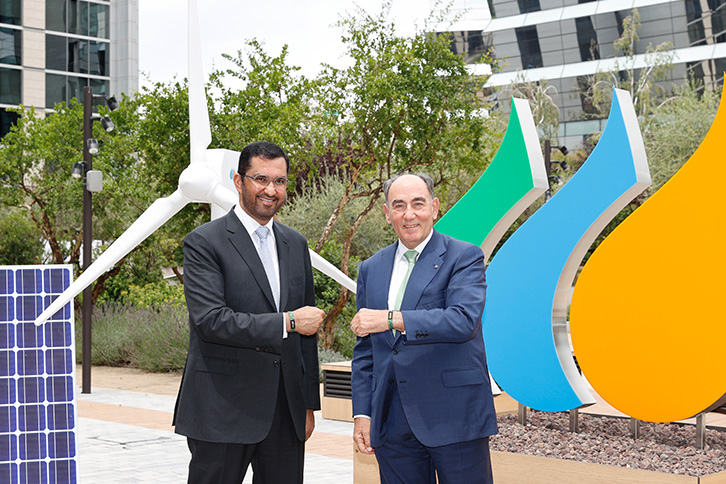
[208,182,238,214]
[35,190,190,325]
[188,0,212,164]
[309,250,356,293]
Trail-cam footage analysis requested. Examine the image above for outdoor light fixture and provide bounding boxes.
[78,86,121,394]
[87,138,100,155]
[71,161,87,179]
[100,116,114,132]
[105,96,120,111]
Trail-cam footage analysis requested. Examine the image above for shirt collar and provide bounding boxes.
[233,205,275,240]
[395,229,433,261]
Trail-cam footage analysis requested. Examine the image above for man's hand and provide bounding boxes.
[350,308,403,337]
[305,409,315,441]
[353,417,374,454]
[290,306,325,335]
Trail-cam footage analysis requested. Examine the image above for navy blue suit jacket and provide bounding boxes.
[352,230,497,448]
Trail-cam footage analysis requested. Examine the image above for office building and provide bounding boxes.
[0,0,138,137]
[441,0,726,146]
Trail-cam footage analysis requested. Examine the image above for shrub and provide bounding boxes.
[0,210,45,265]
[76,303,134,366]
[126,303,189,372]
[121,281,186,308]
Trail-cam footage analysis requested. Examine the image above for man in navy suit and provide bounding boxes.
[174,141,325,484]
[350,173,497,484]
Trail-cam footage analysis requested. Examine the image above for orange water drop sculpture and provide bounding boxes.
[570,92,726,422]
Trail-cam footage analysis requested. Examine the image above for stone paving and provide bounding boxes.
[75,374,355,483]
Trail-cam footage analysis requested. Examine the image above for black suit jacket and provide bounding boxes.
[173,209,320,444]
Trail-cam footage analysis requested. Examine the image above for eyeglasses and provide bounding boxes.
[243,174,289,189]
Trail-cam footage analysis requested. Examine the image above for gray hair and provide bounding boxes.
[383,173,435,204]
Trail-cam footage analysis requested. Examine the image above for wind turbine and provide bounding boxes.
[34,0,354,326]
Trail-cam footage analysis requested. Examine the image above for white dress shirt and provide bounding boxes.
[387,229,434,312]
[233,205,287,338]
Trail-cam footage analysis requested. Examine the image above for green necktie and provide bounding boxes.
[393,249,418,335]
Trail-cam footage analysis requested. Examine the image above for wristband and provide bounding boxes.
[288,311,296,332]
[388,310,394,331]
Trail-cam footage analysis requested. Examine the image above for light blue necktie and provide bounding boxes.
[392,249,418,335]
[255,226,279,310]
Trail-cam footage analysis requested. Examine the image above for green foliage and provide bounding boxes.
[642,80,721,192]
[504,76,561,140]
[125,303,189,372]
[0,209,45,265]
[121,281,186,308]
[581,8,675,119]
[77,303,188,372]
[77,303,134,366]
[310,239,359,357]
[280,175,396,260]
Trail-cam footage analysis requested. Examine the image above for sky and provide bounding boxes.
[138,0,432,87]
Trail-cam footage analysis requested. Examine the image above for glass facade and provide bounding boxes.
[0,67,21,104]
[0,0,123,139]
[449,0,726,144]
[44,0,111,108]
[45,73,108,107]
[0,0,21,26]
[0,26,21,65]
[46,0,109,39]
[1,107,20,137]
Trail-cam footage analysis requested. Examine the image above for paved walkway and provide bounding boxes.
[75,367,354,483]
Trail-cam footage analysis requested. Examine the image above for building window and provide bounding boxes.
[45,73,108,108]
[449,30,493,64]
[0,67,21,104]
[575,17,599,61]
[0,27,21,65]
[46,0,110,39]
[0,0,21,26]
[516,26,543,68]
[517,0,541,13]
[46,73,67,107]
[46,34,67,71]
[1,107,20,138]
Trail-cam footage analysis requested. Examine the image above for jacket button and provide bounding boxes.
[388,379,394,385]
[392,349,398,355]
[273,360,280,368]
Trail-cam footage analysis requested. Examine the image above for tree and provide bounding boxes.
[581,8,675,119]
[0,101,145,310]
[304,2,499,347]
[0,209,45,265]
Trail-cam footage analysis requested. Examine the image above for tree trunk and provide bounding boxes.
[319,188,382,350]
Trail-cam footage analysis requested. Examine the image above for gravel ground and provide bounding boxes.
[490,411,726,477]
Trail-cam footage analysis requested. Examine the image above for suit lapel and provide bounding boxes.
[400,230,445,310]
[226,211,277,310]
[273,222,290,310]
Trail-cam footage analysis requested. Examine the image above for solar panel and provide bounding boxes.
[0,265,78,484]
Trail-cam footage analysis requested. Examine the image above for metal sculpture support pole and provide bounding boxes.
[81,86,93,394]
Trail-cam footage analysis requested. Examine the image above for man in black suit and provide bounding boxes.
[174,141,325,484]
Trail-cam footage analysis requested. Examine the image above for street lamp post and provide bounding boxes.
[81,87,94,394]
[76,86,118,394]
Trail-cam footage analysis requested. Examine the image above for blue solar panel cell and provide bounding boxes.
[19,405,46,432]
[48,404,74,431]
[45,322,72,347]
[49,459,75,483]
[0,270,13,294]
[0,298,12,323]
[0,406,15,432]
[0,323,14,349]
[0,265,78,484]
